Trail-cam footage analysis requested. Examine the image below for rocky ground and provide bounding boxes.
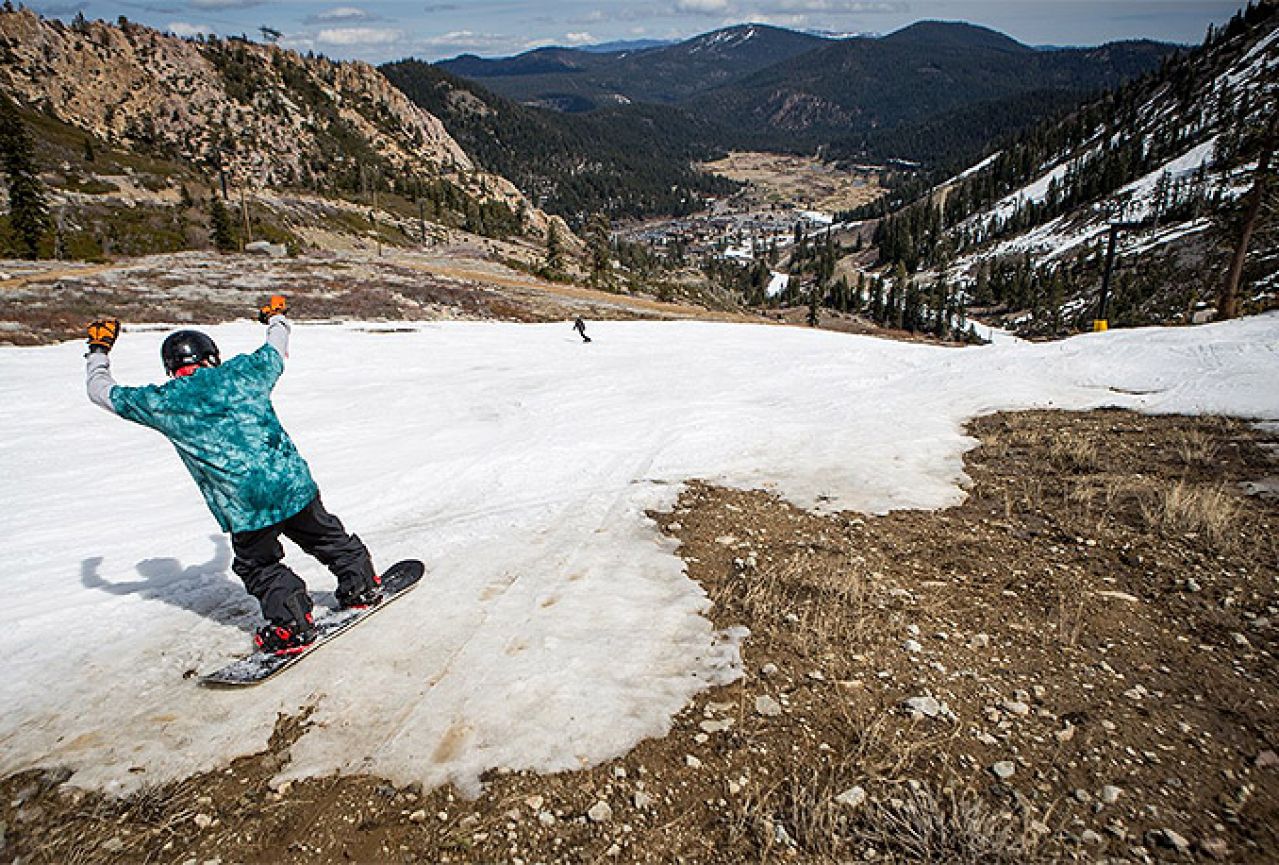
[0,248,753,346]
[2,408,1275,864]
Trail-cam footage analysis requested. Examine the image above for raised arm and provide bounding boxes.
[258,294,291,360]
[84,319,120,413]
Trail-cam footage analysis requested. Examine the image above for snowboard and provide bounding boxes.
[201,559,424,687]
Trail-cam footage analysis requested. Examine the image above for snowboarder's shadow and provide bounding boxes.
[81,535,258,633]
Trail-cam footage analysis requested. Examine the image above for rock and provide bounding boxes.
[773,821,797,848]
[102,837,124,852]
[991,761,1016,780]
[902,695,941,717]
[1149,828,1190,854]
[1185,578,1202,593]
[244,240,288,257]
[968,633,990,650]
[906,624,921,636]
[1001,700,1031,717]
[700,719,734,734]
[538,811,556,827]
[1255,750,1279,770]
[525,795,545,811]
[902,639,923,653]
[1055,723,1076,743]
[587,801,613,823]
[755,695,783,717]
[634,791,654,809]
[1081,829,1104,845]
[1074,788,1092,803]
[193,814,214,829]
[1199,837,1231,859]
[760,663,779,677]
[686,755,703,769]
[1101,785,1123,804]
[835,786,867,809]
[605,843,622,857]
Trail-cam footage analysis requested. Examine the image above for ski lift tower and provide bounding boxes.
[1093,221,1144,332]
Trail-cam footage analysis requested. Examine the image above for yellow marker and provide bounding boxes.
[1092,319,1109,332]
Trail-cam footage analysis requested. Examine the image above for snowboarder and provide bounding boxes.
[573,316,591,343]
[83,296,382,654]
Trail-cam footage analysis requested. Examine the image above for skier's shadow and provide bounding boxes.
[81,535,258,633]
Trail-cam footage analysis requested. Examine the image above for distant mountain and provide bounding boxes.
[381,60,736,222]
[878,20,1033,53]
[578,39,673,54]
[440,20,1178,168]
[438,24,829,109]
[689,27,1177,149]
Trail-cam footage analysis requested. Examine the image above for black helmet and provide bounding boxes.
[161,330,221,375]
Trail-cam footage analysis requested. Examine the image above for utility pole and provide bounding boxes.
[1094,221,1143,331]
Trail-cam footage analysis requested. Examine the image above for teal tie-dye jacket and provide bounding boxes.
[105,343,318,533]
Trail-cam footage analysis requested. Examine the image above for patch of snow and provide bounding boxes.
[766,271,790,298]
[1,315,1277,797]
[954,151,1001,182]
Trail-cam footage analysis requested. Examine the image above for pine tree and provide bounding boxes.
[209,195,237,252]
[584,212,612,288]
[545,219,566,277]
[0,96,50,259]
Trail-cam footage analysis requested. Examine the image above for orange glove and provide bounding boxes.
[86,318,120,353]
[258,294,288,324]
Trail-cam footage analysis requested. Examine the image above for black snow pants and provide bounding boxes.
[231,494,375,625]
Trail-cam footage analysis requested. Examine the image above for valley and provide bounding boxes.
[700,151,883,214]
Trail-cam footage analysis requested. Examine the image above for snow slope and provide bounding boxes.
[2,316,1277,795]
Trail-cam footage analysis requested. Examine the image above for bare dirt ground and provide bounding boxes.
[4,409,1275,864]
[0,250,757,346]
[701,152,883,214]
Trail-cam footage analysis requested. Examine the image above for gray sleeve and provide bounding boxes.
[266,315,291,360]
[85,351,118,413]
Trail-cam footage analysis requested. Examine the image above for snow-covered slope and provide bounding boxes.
[883,11,1279,330]
[1,316,1277,795]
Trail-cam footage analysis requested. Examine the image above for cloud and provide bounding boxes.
[418,29,510,50]
[315,26,402,46]
[562,31,595,44]
[314,6,372,22]
[166,20,213,36]
[675,0,730,12]
[188,0,264,9]
[422,3,460,11]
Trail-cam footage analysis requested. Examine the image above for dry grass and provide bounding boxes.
[1139,480,1242,550]
[1176,428,1221,466]
[730,771,1046,864]
[715,551,875,679]
[1047,434,1102,473]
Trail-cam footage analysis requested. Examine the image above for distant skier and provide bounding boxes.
[573,316,591,343]
[83,296,382,654]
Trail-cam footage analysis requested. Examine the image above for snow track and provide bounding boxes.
[1,316,1276,794]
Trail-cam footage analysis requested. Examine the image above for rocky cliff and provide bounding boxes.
[0,8,540,227]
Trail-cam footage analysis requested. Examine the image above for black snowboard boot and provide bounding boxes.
[255,593,316,654]
[336,573,383,610]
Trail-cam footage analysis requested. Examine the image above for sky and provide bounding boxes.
[26,0,1250,64]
